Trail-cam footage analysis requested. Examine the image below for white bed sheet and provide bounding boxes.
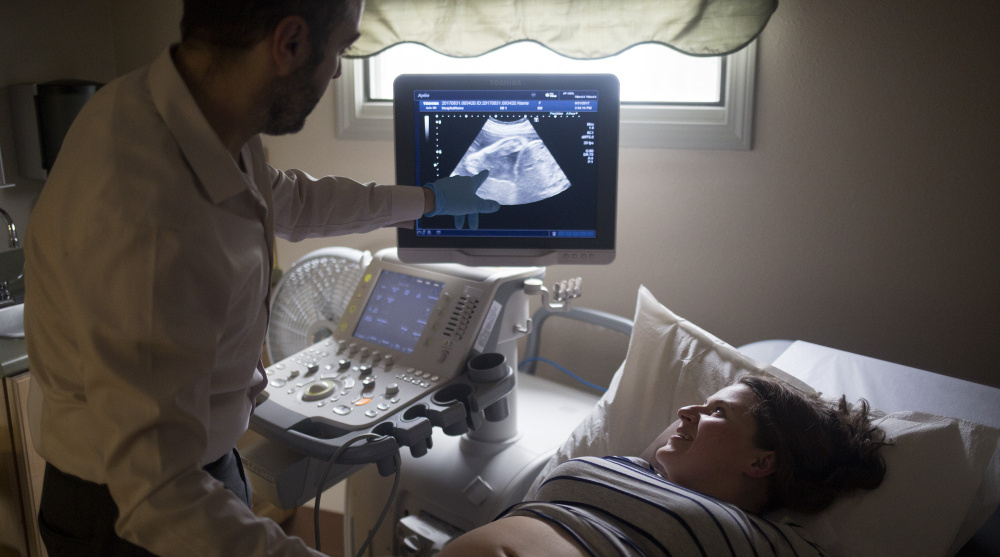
[771,341,1000,429]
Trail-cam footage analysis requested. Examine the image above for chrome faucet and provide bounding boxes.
[0,208,20,303]
[0,208,19,249]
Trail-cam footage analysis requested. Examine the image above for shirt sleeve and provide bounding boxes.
[267,164,426,241]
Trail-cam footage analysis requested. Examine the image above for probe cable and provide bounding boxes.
[313,433,402,557]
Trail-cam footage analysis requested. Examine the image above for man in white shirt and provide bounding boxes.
[23,1,496,555]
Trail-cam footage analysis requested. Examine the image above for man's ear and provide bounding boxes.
[745,451,776,479]
[270,15,311,76]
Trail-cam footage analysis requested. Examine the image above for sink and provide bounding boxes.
[0,248,25,339]
[0,248,27,376]
[0,303,24,338]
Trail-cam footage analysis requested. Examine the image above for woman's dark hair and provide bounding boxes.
[181,0,357,65]
[739,374,889,514]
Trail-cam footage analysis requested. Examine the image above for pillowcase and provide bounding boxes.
[770,341,1000,556]
[772,411,1000,557]
[528,285,1000,557]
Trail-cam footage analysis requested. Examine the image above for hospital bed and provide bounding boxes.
[341,286,1000,557]
[247,248,998,556]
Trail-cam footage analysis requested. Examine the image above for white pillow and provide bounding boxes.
[773,411,1000,557]
[770,341,1000,556]
[528,285,1000,557]
[527,285,813,496]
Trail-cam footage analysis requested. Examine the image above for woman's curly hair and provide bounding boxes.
[739,374,890,514]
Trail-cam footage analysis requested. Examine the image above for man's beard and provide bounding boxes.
[261,62,325,136]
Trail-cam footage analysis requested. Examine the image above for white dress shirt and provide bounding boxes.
[24,47,424,556]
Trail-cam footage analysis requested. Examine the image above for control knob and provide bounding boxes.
[301,380,335,402]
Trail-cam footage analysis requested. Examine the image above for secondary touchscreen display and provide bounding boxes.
[352,270,444,354]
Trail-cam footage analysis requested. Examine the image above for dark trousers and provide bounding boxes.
[37,448,252,557]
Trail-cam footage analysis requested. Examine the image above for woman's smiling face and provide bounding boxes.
[646,384,767,496]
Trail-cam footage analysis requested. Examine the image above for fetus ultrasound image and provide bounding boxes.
[417,111,599,234]
[451,117,571,206]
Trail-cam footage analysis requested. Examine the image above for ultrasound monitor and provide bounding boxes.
[394,74,619,267]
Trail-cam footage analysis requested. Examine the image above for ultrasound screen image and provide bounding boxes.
[410,88,602,237]
[452,117,571,206]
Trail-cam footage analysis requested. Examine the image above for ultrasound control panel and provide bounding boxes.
[247,249,544,507]
[263,338,452,430]
[256,249,543,433]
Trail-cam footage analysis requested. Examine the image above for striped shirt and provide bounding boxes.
[501,456,825,557]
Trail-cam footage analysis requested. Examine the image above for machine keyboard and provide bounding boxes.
[263,340,446,430]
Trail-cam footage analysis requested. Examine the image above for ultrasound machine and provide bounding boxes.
[244,73,620,556]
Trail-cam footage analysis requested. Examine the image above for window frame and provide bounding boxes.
[332,41,757,150]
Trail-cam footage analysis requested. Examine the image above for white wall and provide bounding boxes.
[0,0,117,242]
[268,1,1000,389]
[3,1,997,389]
[108,1,182,76]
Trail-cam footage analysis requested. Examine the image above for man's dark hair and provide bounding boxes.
[181,0,356,64]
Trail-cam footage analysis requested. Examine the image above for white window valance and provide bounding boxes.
[350,0,778,59]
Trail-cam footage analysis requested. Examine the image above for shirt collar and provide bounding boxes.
[147,46,252,204]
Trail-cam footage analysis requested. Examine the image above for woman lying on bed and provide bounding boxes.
[438,374,889,557]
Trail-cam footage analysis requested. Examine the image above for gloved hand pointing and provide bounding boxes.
[423,170,500,230]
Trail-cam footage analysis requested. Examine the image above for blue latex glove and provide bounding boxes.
[423,170,500,230]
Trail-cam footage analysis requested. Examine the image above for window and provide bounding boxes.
[334,41,757,150]
[365,43,724,104]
